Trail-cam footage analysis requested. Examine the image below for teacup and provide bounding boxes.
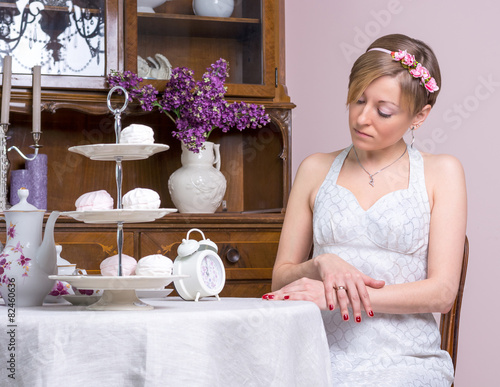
[58,264,77,276]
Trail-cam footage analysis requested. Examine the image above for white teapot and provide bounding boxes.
[0,188,59,307]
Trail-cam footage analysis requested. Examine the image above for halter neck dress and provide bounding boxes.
[313,144,454,386]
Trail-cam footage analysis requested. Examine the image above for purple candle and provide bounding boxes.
[26,153,47,209]
[10,170,32,206]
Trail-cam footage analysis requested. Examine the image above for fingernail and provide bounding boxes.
[368,310,374,317]
[329,304,334,311]
[356,316,361,323]
[343,314,349,321]
[284,295,290,300]
[268,294,275,299]
[262,294,269,300]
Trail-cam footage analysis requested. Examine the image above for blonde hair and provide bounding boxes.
[347,34,441,116]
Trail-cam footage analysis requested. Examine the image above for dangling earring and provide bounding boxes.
[410,127,415,148]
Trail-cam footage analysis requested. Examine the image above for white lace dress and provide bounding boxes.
[313,145,454,386]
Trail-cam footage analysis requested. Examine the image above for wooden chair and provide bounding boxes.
[439,236,469,371]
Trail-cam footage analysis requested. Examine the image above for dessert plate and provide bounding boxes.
[49,275,187,311]
[49,275,186,290]
[68,143,170,161]
[61,208,177,224]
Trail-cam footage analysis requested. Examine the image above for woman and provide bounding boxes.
[264,34,466,386]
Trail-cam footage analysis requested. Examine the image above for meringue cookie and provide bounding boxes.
[122,188,161,210]
[136,255,173,276]
[119,124,155,144]
[100,254,137,276]
[75,190,114,211]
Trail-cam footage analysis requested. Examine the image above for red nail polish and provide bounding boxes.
[329,304,334,311]
[356,316,361,323]
[284,295,290,300]
[343,314,349,321]
[268,294,274,299]
[262,295,269,300]
[368,310,374,317]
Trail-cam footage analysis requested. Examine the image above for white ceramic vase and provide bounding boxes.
[168,141,227,213]
[192,0,235,18]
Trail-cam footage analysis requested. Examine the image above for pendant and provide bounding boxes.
[369,176,375,187]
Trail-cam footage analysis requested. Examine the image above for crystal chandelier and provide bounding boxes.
[0,0,105,76]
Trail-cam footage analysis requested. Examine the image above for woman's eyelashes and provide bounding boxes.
[378,110,392,118]
[356,99,392,119]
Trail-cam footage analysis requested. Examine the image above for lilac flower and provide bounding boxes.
[108,58,270,152]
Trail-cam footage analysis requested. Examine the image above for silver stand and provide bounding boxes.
[107,86,128,276]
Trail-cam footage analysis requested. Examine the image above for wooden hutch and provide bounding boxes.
[1,0,294,297]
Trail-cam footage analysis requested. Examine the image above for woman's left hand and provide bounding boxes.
[263,277,329,310]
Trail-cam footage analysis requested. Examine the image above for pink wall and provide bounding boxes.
[285,1,498,385]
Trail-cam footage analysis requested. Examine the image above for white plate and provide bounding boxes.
[136,289,173,299]
[68,143,170,161]
[63,295,102,306]
[49,275,187,290]
[61,208,177,224]
[50,275,187,311]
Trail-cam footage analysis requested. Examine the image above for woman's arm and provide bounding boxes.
[271,151,385,318]
[367,154,467,314]
[271,153,330,290]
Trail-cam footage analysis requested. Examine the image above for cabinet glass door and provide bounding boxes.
[0,0,120,89]
[126,0,276,98]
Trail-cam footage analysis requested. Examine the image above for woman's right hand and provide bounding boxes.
[314,253,385,322]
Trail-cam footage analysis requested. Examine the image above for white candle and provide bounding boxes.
[1,56,12,124]
[32,65,41,133]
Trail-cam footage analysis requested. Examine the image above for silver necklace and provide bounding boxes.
[353,145,408,187]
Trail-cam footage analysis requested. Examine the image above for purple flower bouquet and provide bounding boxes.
[108,59,270,152]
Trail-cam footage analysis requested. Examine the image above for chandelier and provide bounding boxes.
[0,0,105,76]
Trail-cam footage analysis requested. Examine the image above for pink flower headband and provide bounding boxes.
[368,48,439,93]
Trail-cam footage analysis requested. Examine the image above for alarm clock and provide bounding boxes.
[173,228,226,302]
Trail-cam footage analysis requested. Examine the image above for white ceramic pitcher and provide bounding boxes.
[0,188,60,307]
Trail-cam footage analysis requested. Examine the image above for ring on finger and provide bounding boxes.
[336,286,347,292]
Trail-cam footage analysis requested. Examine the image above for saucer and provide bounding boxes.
[63,295,102,306]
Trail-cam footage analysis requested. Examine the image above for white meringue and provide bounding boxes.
[100,254,137,276]
[119,124,155,144]
[136,255,173,276]
[75,190,114,211]
[122,188,161,210]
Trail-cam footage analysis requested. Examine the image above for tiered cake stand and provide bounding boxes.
[51,86,186,311]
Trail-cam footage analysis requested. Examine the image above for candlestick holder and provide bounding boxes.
[0,123,10,211]
[0,124,42,211]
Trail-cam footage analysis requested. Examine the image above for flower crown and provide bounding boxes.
[368,48,439,93]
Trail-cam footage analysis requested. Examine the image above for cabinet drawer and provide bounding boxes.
[54,231,135,274]
[140,230,280,278]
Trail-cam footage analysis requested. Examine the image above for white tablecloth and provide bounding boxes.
[1,298,332,387]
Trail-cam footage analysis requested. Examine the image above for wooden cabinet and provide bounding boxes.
[1,0,292,297]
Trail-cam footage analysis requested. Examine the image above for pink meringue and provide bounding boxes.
[75,190,114,211]
[100,254,137,276]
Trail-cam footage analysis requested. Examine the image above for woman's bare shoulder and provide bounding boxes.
[420,151,466,202]
[420,151,464,178]
[297,149,344,177]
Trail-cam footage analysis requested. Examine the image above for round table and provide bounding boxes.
[1,297,333,387]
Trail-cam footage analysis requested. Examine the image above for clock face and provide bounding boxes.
[200,254,222,290]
